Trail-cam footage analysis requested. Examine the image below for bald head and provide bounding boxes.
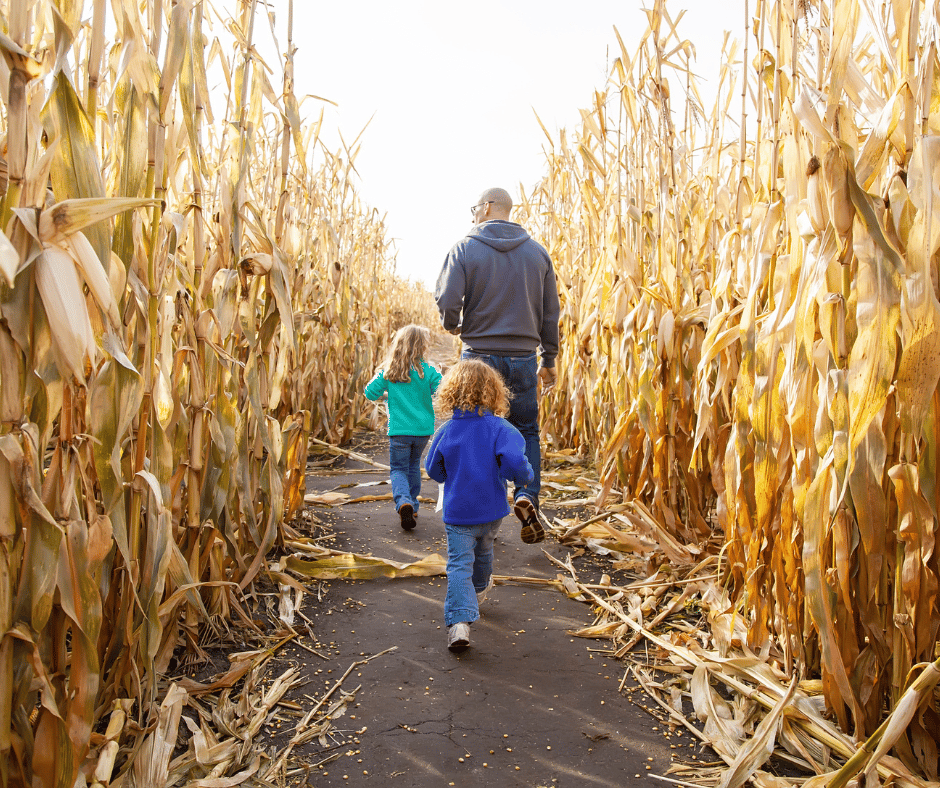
[472,187,512,223]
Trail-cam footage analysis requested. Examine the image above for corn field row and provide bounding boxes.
[0,0,437,785]
[521,0,940,776]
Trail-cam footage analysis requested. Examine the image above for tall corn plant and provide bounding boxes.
[522,0,940,774]
[0,0,436,785]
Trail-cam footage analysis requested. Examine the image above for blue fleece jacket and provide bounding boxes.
[425,409,534,525]
[363,361,442,436]
[435,220,560,368]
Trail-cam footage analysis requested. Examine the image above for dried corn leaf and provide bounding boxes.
[304,491,350,506]
[0,229,19,285]
[862,658,940,781]
[34,246,95,382]
[847,232,899,451]
[126,683,188,788]
[691,665,746,758]
[285,551,446,580]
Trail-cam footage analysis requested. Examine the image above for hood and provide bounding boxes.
[466,220,530,252]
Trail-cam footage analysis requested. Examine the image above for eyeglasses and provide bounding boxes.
[470,201,494,217]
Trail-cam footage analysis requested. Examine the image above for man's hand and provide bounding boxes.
[538,366,556,394]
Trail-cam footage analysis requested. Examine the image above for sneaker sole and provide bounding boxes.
[514,498,544,544]
[399,504,416,531]
[447,623,471,651]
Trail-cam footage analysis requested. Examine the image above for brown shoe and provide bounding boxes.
[513,497,544,544]
[399,504,416,530]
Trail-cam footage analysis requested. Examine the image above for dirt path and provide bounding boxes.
[426,330,461,369]
[285,421,695,787]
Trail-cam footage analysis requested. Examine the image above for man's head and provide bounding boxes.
[471,187,512,224]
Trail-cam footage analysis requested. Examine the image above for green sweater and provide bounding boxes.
[364,360,442,436]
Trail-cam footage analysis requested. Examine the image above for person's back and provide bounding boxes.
[364,324,441,530]
[424,360,533,652]
[434,187,559,539]
[367,361,439,436]
[426,408,531,525]
[437,219,557,359]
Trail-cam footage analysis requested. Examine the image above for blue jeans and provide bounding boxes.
[389,435,430,513]
[461,350,540,504]
[444,519,501,626]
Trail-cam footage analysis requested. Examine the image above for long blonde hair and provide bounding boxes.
[435,359,510,417]
[383,324,431,383]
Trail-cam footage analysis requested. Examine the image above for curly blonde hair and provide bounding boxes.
[383,324,431,383]
[435,359,510,417]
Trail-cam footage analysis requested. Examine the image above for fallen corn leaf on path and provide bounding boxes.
[289,429,696,787]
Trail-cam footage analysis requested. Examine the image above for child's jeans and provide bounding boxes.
[444,519,502,626]
[389,435,430,513]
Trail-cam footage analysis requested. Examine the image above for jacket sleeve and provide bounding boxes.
[428,364,443,395]
[434,248,465,333]
[494,421,534,485]
[539,257,560,368]
[425,428,447,482]
[363,370,388,401]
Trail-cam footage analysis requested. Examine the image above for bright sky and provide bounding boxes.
[252,0,746,287]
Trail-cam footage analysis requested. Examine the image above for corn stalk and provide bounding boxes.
[0,0,438,785]
[523,0,940,776]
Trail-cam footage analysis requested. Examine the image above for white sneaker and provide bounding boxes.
[447,622,470,651]
[476,578,495,604]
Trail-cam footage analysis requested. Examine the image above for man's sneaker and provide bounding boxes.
[399,503,416,531]
[447,622,470,651]
[513,497,544,544]
[476,577,495,605]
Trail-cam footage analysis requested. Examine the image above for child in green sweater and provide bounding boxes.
[364,325,442,530]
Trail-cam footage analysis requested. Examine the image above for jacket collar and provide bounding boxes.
[452,408,491,419]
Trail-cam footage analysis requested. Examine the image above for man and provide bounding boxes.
[434,187,560,544]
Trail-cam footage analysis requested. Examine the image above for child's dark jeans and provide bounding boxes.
[389,435,430,513]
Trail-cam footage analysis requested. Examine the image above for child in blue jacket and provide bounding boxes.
[425,359,534,651]
[365,324,442,530]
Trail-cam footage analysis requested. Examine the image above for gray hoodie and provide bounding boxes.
[434,220,560,367]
